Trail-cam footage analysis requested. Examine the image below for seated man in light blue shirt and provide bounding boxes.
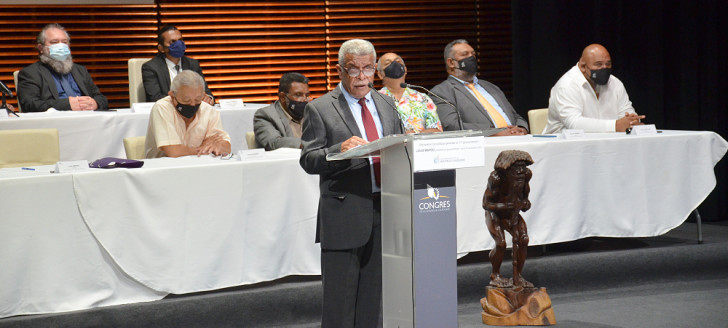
[431,39,528,135]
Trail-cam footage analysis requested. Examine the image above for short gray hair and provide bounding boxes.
[170,70,205,94]
[444,39,468,62]
[338,39,376,67]
[37,23,70,45]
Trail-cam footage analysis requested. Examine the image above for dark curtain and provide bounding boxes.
[512,0,728,220]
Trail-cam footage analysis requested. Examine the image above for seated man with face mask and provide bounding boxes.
[253,72,311,150]
[17,23,108,112]
[142,25,214,105]
[376,52,442,134]
[542,43,645,134]
[144,70,230,158]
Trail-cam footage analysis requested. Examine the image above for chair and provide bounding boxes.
[123,136,146,159]
[128,58,150,105]
[527,108,548,134]
[0,128,60,168]
[13,70,21,112]
[245,131,260,149]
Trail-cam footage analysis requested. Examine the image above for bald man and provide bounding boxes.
[542,44,644,134]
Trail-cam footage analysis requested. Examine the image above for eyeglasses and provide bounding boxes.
[342,66,376,77]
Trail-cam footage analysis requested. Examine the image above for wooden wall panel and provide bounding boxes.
[0,0,512,109]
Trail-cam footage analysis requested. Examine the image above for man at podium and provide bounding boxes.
[300,39,403,327]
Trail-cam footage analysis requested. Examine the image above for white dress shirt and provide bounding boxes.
[543,64,635,134]
[165,57,181,84]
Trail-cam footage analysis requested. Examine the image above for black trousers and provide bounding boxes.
[320,197,382,328]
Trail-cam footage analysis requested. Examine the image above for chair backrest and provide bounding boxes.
[12,70,21,112]
[123,136,146,159]
[0,128,60,168]
[245,131,259,149]
[128,58,150,105]
[527,108,549,134]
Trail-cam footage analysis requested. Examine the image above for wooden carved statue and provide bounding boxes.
[480,150,556,325]
[482,150,534,289]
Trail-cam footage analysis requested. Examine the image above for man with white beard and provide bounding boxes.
[17,23,108,112]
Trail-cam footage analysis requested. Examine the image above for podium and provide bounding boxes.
[327,130,487,328]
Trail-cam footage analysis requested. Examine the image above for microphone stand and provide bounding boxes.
[401,83,462,130]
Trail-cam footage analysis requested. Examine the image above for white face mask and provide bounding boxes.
[48,43,71,61]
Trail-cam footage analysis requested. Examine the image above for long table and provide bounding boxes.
[0,104,266,162]
[0,130,725,319]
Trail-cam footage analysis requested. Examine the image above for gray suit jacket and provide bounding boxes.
[299,86,402,250]
[253,100,302,150]
[431,75,528,132]
[17,61,108,112]
[141,53,213,102]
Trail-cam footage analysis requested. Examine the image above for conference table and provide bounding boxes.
[0,103,266,162]
[1,130,725,319]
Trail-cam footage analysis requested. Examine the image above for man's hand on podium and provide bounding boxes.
[341,136,369,152]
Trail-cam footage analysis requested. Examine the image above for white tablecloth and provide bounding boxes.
[0,104,266,162]
[0,130,725,319]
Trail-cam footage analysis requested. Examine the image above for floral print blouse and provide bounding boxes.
[379,87,443,133]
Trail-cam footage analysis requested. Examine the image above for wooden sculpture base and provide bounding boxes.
[481,286,556,326]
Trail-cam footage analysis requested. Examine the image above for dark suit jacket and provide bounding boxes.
[253,100,302,150]
[141,53,213,102]
[431,75,528,132]
[17,61,108,112]
[299,86,402,250]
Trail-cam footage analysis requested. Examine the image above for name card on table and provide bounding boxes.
[115,108,133,113]
[54,160,91,173]
[131,102,155,114]
[562,129,586,139]
[0,109,10,120]
[630,124,658,136]
[219,98,245,111]
[238,148,265,161]
[412,136,485,172]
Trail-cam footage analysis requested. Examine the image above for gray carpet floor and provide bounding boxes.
[2,221,726,328]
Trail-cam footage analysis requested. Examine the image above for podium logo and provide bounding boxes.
[418,184,451,213]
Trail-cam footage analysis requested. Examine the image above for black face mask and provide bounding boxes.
[383,61,405,79]
[589,68,611,85]
[287,99,307,120]
[174,97,200,119]
[456,56,478,75]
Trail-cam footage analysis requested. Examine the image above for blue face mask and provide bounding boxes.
[48,43,71,61]
[168,40,186,58]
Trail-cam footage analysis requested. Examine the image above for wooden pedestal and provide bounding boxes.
[481,286,556,326]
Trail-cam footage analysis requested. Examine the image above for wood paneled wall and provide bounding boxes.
[0,0,511,109]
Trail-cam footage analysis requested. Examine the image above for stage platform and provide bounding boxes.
[1,220,726,328]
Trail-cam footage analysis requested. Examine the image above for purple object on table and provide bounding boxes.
[89,157,144,169]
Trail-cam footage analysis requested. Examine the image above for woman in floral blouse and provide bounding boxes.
[376,52,443,134]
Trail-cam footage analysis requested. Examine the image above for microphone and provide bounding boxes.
[400,82,463,130]
[0,80,12,96]
[0,80,19,117]
[368,82,405,133]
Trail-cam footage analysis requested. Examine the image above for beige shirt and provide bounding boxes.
[144,96,230,158]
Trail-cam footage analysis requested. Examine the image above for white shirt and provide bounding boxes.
[542,64,635,134]
[165,57,181,84]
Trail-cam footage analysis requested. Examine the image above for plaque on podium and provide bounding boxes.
[327,130,487,328]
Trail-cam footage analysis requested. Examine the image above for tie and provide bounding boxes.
[174,65,180,73]
[465,82,508,128]
[59,74,77,97]
[358,97,381,187]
